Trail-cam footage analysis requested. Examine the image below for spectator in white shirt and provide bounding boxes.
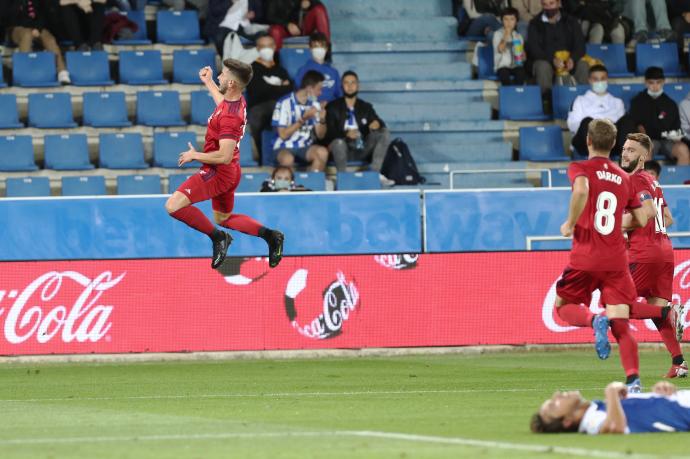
[492,7,526,85]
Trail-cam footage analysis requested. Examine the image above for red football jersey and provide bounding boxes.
[567,157,641,271]
[201,97,246,183]
[627,170,674,263]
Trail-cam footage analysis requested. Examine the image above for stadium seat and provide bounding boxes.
[99,133,148,169]
[61,176,106,196]
[113,10,152,45]
[44,134,94,170]
[27,93,77,128]
[65,51,114,86]
[519,126,570,161]
[636,43,683,77]
[190,90,216,125]
[119,50,166,85]
[279,48,310,81]
[551,85,588,120]
[156,11,204,45]
[541,168,570,187]
[585,44,632,77]
[499,85,548,121]
[83,92,132,128]
[295,171,326,191]
[6,177,50,197]
[153,132,198,168]
[659,165,690,185]
[0,95,24,129]
[261,129,278,166]
[168,173,193,193]
[607,83,645,111]
[117,175,162,195]
[0,135,37,171]
[136,91,185,126]
[665,83,690,104]
[239,133,258,167]
[477,44,497,80]
[336,171,382,190]
[173,49,216,84]
[237,172,269,193]
[0,69,6,88]
[12,52,58,87]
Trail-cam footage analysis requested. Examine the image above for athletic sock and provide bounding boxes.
[652,316,683,363]
[219,214,263,236]
[556,303,594,327]
[171,206,215,236]
[673,355,685,365]
[610,319,639,378]
[628,301,665,320]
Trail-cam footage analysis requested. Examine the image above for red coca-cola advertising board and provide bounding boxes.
[1,251,689,356]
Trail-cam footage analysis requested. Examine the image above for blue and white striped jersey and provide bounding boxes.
[271,92,321,150]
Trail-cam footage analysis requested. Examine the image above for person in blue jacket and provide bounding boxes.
[295,32,341,104]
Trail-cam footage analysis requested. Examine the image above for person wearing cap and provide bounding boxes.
[630,66,690,165]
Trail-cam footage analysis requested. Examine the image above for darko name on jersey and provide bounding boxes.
[596,170,622,185]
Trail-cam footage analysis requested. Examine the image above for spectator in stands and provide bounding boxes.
[630,67,690,165]
[267,0,330,50]
[668,1,690,48]
[644,160,661,180]
[206,0,267,56]
[512,0,541,38]
[567,64,634,156]
[675,84,690,165]
[272,70,329,171]
[247,33,293,160]
[295,32,341,104]
[260,166,311,191]
[527,0,588,94]
[625,0,675,49]
[492,7,526,85]
[325,71,393,185]
[8,0,71,84]
[60,0,106,51]
[567,0,626,44]
[461,0,507,38]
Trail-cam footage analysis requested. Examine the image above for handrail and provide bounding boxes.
[449,169,552,189]
[525,232,690,251]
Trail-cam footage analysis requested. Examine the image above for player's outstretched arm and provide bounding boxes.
[199,66,225,106]
[560,176,588,237]
[599,382,628,434]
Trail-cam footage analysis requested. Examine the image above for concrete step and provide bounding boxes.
[360,91,482,105]
[323,0,452,19]
[333,50,465,65]
[336,62,472,82]
[331,18,457,43]
[377,102,491,122]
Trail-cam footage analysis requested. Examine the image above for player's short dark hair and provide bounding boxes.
[342,70,358,81]
[222,58,253,88]
[300,70,325,89]
[644,160,662,177]
[500,7,519,19]
[589,64,608,76]
[587,118,617,152]
[271,166,294,181]
[626,132,652,154]
[530,413,578,434]
[309,32,329,46]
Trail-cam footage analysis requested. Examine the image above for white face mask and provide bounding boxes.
[647,89,663,98]
[591,81,608,95]
[258,47,275,62]
[311,47,327,63]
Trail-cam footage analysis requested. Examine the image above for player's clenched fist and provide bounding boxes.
[560,221,573,238]
[199,66,213,83]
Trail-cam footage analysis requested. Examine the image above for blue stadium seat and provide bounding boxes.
[636,43,683,76]
[0,69,6,88]
[239,133,258,167]
[153,131,198,168]
[237,172,270,193]
[117,175,162,195]
[477,44,497,80]
[295,171,326,191]
[62,176,106,196]
[519,126,569,161]
[173,49,216,84]
[83,92,132,127]
[66,51,114,86]
[156,11,204,45]
[6,177,50,197]
[607,83,645,111]
[283,36,310,46]
[541,168,571,187]
[0,135,37,171]
[551,85,588,120]
[44,134,93,170]
[336,171,382,190]
[168,173,194,193]
[499,85,548,121]
[659,165,690,185]
[261,129,278,165]
[99,133,148,169]
[585,44,632,77]
[12,52,58,87]
[0,95,24,128]
[113,10,152,45]
[28,93,77,128]
[279,48,310,81]
[665,83,690,104]
[190,90,216,125]
[119,50,166,85]
[136,91,185,126]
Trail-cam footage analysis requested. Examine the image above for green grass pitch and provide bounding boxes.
[1,349,688,458]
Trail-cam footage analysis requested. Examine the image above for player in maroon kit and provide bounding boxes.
[164,59,284,269]
[556,119,650,392]
[620,132,686,378]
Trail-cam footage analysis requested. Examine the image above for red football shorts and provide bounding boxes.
[629,262,674,301]
[176,162,241,214]
[556,267,636,306]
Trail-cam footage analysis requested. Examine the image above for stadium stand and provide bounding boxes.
[82,92,132,128]
[136,91,186,127]
[585,44,632,78]
[113,10,152,45]
[119,50,167,85]
[168,173,194,194]
[65,51,114,86]
[336,171,382,190]
[0,95,24,129]
[280,48,311,81]
[6,177,50,197]
[295,172,327,191]
[173,49,217,84]
[0,136,38,172]
[635,43,683,77]
[237,173,270,193]
[99,133,148,169]
[499,86,548,121]
[519,126,569,162]
[190,90,216,125]
[156,11,204,45]
[28,93,77,129]
[61,176,107,196]
[12,52,58,87]
[153,132,199,168]
[117,175,162,195]
[44,134,94,170]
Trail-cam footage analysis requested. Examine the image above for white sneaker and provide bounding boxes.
[58,70,71,85]
[379,174,395,187]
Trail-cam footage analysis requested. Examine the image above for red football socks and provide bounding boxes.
[219,214,263,236]
[171,206,215,236]
[653,317,683,360]
[556,303,595,327]
[629,301,664,320]
[610,319,639,377]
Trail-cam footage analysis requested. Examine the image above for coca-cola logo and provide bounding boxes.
[284,269,359,339]
[0,271,125,344]
[374,254,419,270]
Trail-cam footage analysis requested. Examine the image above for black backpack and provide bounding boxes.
[381,138,426,185]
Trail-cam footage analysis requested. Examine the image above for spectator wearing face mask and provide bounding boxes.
[247,33,293,161]
[267,0,330,50]
[567,64,634,157]
[632,67,690,165]
[294,32,341,104]
[260,166,310,192]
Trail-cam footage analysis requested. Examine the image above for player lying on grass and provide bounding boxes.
[531,380,690,434]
